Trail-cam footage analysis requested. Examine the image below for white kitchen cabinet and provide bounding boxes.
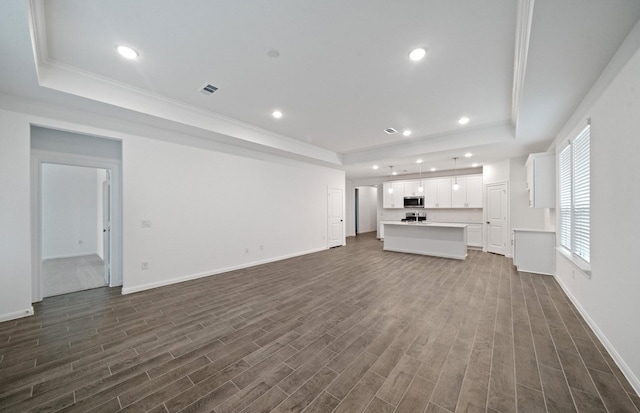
[452,175,483,208]
[382,182,405,208]
[466,175,483,208]
[526,153,555,208]
[424,177,453,208]
[424,179,438,208]
[513,229,556,275]
[466,223,482,247]
[404,180,422,196]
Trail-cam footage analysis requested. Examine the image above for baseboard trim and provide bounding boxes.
[553,274,640,395]
[121,247,327,295]
[0,306,34,323]
[42,253,98,260]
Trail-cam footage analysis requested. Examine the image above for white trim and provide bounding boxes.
[31,148,123,303]
[553,274,640,395]
[384,248,467,261]
[556,246,591,277]
[0,307,34,323]
[42,253,99,260]
[511,0,535,124]
[121,247,327,295]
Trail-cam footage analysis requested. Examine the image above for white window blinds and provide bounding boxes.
[572,126,590,262]
[558,124,591,264]
[559,146,572,250]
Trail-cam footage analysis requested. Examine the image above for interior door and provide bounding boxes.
[486,183,507,255]
[328,188,344,248]
[102,170,111,285]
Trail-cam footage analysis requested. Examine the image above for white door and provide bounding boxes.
[328,188,344,248]
[486,183,507,255]
[102,170,111,285]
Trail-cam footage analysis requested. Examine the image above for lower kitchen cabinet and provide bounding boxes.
[466,224,482,248]
[513,229,555,275]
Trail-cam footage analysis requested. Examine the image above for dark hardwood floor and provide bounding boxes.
[1,232,638,412]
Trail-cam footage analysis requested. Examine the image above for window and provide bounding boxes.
[558,124,590,263]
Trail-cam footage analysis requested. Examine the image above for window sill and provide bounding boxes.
[557,247,592,278]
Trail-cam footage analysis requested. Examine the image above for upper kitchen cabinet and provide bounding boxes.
[526,153,555,208]
[424,178,452,208]
[451,175,483,208]
[382,182,405,208]
[404,180,422,197]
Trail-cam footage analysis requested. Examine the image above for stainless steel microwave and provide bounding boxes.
[403,196,424,208]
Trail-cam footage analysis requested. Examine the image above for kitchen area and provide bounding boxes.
[377,171,484,260]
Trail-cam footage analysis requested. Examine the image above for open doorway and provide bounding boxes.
[356,186,377,234]
[40,163,110,297]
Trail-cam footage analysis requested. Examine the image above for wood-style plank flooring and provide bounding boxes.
[1,232,638,412]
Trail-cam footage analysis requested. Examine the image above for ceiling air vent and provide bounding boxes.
[384,128,398,135]
[199,83,219,95]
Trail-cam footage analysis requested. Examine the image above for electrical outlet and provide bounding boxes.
[78,239,83,245]
[245,248,249,254]
[260,245,264,251]
[141,220,152,228]
[141,261,149,270]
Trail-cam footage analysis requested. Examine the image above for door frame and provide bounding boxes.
[483,181,509,256]
[327,187,345,248]
[31,149,123,302]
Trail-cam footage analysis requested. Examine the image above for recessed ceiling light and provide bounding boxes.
[409,47,426,61]
[458,116,470,125]
[472,163,479,167]
[416,159,423,164]
[464,152,473,158]
[392,171,398,176]
[272,110,283,119]
[372,165,379,170]
[430,167,436,172]
[117,45,138,60]
[402,130,412,137]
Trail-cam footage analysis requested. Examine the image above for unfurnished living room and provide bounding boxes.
[1,1,639,412]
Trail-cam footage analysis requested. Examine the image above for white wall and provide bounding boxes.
[41,164,99,259]
[551,38,640,392]
[122,135,344,293]
[0,102,345,320]
[0,111,33,321]
[356,186,377,233]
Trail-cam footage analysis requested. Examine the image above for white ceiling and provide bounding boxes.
[1,0,640,180]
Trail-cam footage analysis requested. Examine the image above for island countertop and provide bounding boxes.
[380,221,468,228]
[380,221,468,259]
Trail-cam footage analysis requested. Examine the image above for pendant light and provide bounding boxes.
[388,166,394,194]
[452,157,460,191]
[417,160,424,192]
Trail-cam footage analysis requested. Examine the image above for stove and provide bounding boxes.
[401,211,426,222]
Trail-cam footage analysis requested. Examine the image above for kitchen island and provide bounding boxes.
[381,221,468,260]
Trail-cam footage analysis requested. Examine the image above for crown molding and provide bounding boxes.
[25,0,341,167]
[512,0,535,126]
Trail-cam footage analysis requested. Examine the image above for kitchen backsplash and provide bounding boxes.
[380,208,483,223]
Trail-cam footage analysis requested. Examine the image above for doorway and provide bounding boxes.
[40,163,110,297]
[328,187,344,248]
[31,125,123,302]
[486,182,508,255]
[355,186,378,234]
[354,188,359,235]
